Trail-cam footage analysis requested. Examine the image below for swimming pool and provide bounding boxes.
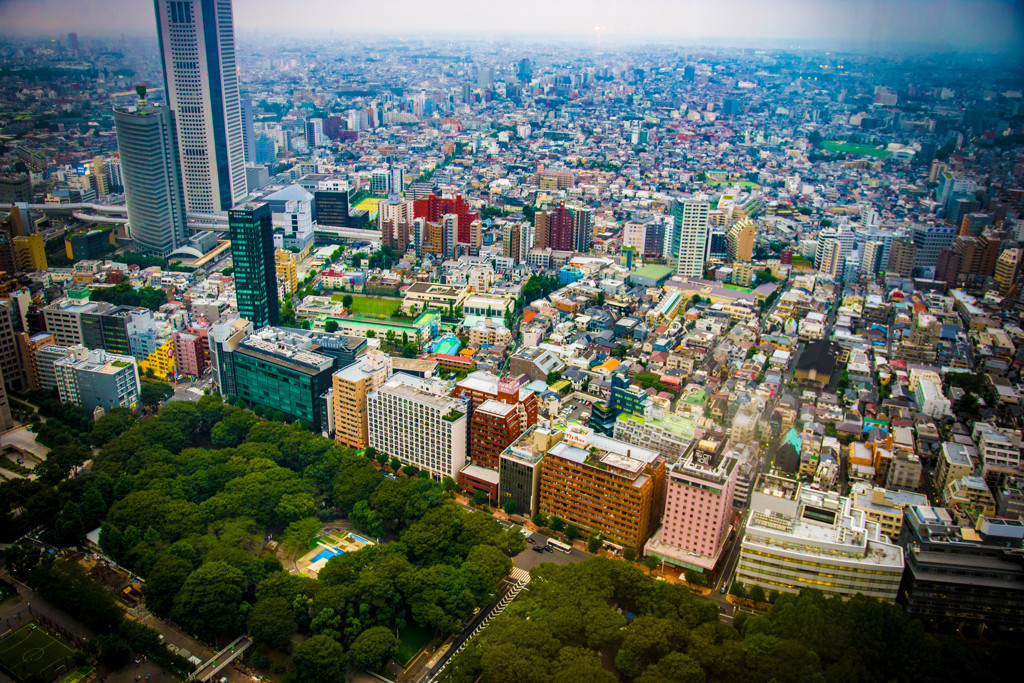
[349,534,371,545]
[312,547,344,563]
[432,336,461,356]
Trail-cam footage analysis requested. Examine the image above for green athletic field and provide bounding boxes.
[823,141,891,158]
[331,294,401,317]
[0,624,78,682]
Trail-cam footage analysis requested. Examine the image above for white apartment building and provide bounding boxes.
[366,374,468,478]
[736,475,904,602]
[54,346,141,414]
[673,198,710,277]
[973,422,1024,487]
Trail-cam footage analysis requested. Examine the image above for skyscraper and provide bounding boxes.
[155,0,246,213]
[572,206,593,253]
[672,197,710,277]
[549,203,573,251]
[240,96,256,163]
[114,88,187,256]
[229,202,279,329]
[305,118,325,148]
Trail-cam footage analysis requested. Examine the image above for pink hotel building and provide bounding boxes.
[645,431,738,576]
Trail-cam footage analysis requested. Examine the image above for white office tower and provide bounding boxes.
[305,118,325,147]
[347,110,361,132]
[155,0,246,213]
[114,91,187,256]
[672,197,711,277]
[391,165,406,196]
[273,200,314,254]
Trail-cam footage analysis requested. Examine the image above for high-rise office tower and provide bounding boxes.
[155,0,246,213]
[114,88,187,256]
[240,96,255,163]
[305,118,325,148]
[672,197,710,277]
[229,202,279,329]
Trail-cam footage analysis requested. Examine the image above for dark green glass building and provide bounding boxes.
[232,329,334,431]
[229,202,279,329]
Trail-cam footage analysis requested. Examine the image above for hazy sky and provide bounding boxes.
[1,0,1022,53]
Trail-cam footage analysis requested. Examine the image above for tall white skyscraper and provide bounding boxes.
[155,0,246,213]
[672,197,711,277]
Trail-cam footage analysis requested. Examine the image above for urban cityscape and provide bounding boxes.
[0,0,1022,682]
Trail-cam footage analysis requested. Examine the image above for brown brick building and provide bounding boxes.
[538,425,666,552]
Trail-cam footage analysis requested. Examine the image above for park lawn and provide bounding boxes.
[395,623,434,667]
[330,294,401,317]
[823,141,891,158]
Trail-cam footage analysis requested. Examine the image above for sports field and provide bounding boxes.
[353,196,384,218]
[823,141,891,158]
[332,294,401,317]
[0,624,78,682]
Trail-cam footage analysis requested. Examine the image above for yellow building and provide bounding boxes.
[275,249,298,295]
[993,248,1020,295]
[732,262,754,287]
[726,218,755,262]
[139,338,176,379]
[332,351,390,449]
[91,156,109,196]
[13,233,47,271]
[16,331,56,391]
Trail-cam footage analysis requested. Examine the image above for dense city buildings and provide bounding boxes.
[3,10,1024,675]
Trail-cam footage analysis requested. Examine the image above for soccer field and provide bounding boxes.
[332,294,401,317]
[0,624,78,682]
[823,141,891,158]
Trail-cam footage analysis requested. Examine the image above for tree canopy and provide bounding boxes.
[441,558,1013,683]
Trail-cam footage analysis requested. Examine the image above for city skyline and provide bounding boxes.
[1,0,1022,55]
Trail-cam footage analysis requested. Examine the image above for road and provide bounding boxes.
[416,569,531,683]
[167,375,212,404]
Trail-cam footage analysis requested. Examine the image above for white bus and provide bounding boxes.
[548,539,571,553]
